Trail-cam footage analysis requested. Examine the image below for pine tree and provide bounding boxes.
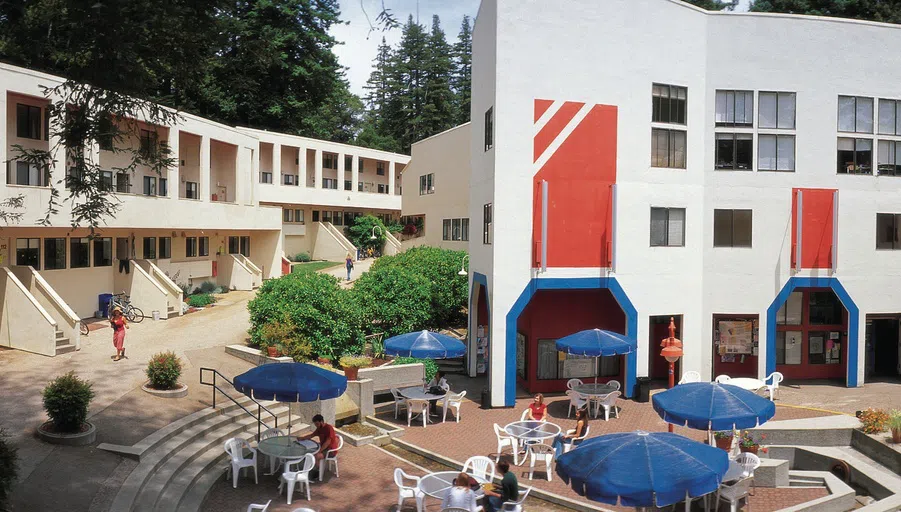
[452,15,472,124]
[388,15,430,152]
[421,15,455,137]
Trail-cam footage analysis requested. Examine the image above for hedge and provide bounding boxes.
[0,429,16,511]
[353,265,433,337]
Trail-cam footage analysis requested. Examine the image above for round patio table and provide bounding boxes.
[418,470,489,499]
[256,437,319,475]
[574,382,619,418]
[725,378,766,392]
[400,386,446,424]
[504,420,561,465]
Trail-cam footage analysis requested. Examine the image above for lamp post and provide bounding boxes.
[458,255,469,276]
[660,316,683,433]
[370,225,383,240]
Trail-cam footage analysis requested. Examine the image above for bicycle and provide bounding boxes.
[110,292,145,323]
[79,320,89,336]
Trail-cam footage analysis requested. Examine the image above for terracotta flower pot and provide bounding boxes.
[740,445,759,455]
[714,436,733,451]
[892,428,901,444]
[266,346,279,357]
[344,367,359,381]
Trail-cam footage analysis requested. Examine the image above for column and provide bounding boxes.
[337,152,346,191]
[314,149,323,189]
[388,160,396,195]
[272,143,282,186]
[351,153,359,194]
[167,127,179,199]
[298,147,307,187]
[200,135,211,202]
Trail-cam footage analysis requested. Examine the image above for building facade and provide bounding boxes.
[400,123,472,250]
[468,0,901,406]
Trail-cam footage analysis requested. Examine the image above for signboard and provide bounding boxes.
[562,358,595,379]
[718,321,754,355]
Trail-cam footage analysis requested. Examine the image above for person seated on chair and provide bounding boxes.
[484,460,518,512]
[297,414,338,465]
[524,393,547,421]
[426,371,448,415]
[551,406,589,458]
[441,472,479,511]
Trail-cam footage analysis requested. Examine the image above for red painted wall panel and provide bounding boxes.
[791,188,835,269]
[532,102,617,269]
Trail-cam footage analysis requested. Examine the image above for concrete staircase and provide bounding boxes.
[166,304,179,319]
[54,328,76,355]
[100,396,294,512]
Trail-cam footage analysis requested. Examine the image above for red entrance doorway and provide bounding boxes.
[775,288,847,380]
[649,315,682,381]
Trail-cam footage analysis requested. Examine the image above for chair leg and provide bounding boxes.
[253,463,258,484]
[416,493,425,512]
[604,406,610,421]
[305,479,311,501]
[232,464,238,489]
[529,457,535,480]
[319,459,325,482]
[443,404,448,423]
[397,493,404,511]
[287,480,295,505]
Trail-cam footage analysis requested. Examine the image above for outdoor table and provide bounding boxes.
[722,460,745,482]
[400,386,446,424]
[725,378,766,392]
[504,420,562,465]
[256,436,319,475]
[574,383,618,418]
[418,470,489,500]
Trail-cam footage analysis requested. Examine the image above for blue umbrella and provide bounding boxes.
[555,329,636,384]
[384,330,466,359]
[652,382,776,431]
[556,430,729,508]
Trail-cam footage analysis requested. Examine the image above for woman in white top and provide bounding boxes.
[440,472,479,512]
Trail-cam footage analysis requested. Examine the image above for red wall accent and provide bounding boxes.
[516,289,625,394]
[534,99,554,122]
[649,317,682,380]
[533,101,584,162]
[791,188,835,269]
[532,103,617,268]
[776,288,847,381]
[281,257,291,276]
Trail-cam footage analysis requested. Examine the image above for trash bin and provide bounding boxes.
[636,377,652,403]
[99,293,113,318]
[481,388,491,409]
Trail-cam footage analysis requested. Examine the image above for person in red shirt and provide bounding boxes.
[297,414,338,462]
[525,393,547,421]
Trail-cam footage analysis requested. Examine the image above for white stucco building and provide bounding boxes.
[466,0,901,406]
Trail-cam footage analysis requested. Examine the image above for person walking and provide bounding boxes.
[345,253,354,281]
[110,306,129,361]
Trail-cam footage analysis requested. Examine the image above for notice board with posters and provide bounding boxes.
[718,320,755,355]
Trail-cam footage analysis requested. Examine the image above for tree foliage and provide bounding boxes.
[452,16,473,125]
[346,214,388,251]
[41,371,95,432]
[681,0,739,9]
[353,265,433,337]
[749,0,901,23]
[0,429,16,512]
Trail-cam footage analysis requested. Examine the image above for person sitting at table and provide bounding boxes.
[426,371,448,415]
[484,460,518,512]
[297,414,338,474]
[551,406,589,458]
[524,393,547,421]
[441,472,479,511]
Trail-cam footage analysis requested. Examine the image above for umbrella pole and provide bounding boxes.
[594,357,599,385]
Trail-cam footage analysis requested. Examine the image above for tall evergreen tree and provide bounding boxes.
[452,15,473,125]
[387,15,430,153]
[421,15,455,137]
[359,38,402,153]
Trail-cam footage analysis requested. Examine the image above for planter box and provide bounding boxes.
[226,344,293,366]
[141,382,188,398]
[358,362,424,393]
[38,421,96,446]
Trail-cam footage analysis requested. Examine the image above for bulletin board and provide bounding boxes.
[717,320,755,355]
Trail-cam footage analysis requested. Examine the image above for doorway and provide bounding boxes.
[649,315,682,381]
[869,317,900,377]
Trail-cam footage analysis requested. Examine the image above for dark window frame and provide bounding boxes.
[185,181,198,199]
[715,90,754,127]
[484,107,494,151]
[16,104,42,140]
[876,213,901,250]
[16,238,40,268]
[483,203,492,244]
[186,237,198,257]
[713,209,753,248]
[714,133,753,170]
[758,134,796,172]
[837,137,873,175]
[838,95,874,134]
[650,207,686,247]
[94,237,113,267]
[758,91,797,130]
[43,238,67,270]
[199,237,209,257]
[651,128,687,169]
[70,237,91,269]
[158,237,171,259]
[260,172,273,184]
[228,236,239,255]
[877,140,901,176]
[143,237,157,259]
[652,83,688,125]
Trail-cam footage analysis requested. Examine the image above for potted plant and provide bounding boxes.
[889,410,901,444]
[259,317,294,358]
[859,408,890,435]
[738,431,767,455]
[339,355,372,381]
[713,430,734,451]
[142,351,188,398]
[266,344,279,358]
[38,372,97,445]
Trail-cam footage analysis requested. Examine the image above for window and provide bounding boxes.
[649,207,685,247]
[419,174,435,195]
[143,176,157,196]
[323,153,338,170]
[185,181,198,199]
[158,237,171,259]
[199,237,209,257]
[758,134,795,171]
[443,219,451,241]
[345,155,353,171]
[651,128,686,168]
[808,331,841,365]
[837,137,872,174]
[376,162,385,176]
[442,218,469,241]
[358,181,363,192]
[12,161,44,186]
[775,331,802,365]
[296,209,304,224]
[877,141,901,176]
[159,178,167,197]
[344,180,352,191]
[312,210,320,222]
[758,92,796,129]
[715,133,752,170]
[186,237,197,257]
[240,236,250,257]
[283,174,296,186]
[715,90,753,127]
[228,236,239,254]
[838,95,873,133]
[878,99,901,135]
[322,210,332,224]
[44,108,50,141]
[322,178,338,189]
[16,238,40,267]
[483,203,492,244]
[713,209,752,247]
[332,211,343,226]
[94,237,112,267]
[70,238,90,268]
[139,129,158,158]
[260,172,272,184]
[484,107,494,151]
[652,84,687,125]
[142,237,156,259]
[116,173,130,193]
[283,209,294,222]
[876,213,901,249]
[343,211,354,226]
[100,171,113,191]
[809,291,843,325]
[16,104,42,139]
[358,157,364,172]
[377,184,387,194]
[98,115,114,150]
[776,291,803,325]
[44,238,66,270]
[535,338,620,380]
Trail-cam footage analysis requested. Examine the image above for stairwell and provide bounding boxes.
[314,222,357,262]
[1,266,80,356]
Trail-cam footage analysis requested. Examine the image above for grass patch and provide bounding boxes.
[341,422,381,437]
[291,261,343,273]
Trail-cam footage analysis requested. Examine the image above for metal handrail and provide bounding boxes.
[199,367,278,441]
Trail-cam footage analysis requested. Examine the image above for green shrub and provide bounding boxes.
[353,265,433,337]
[346,214,387,251]
[187,293,216,307]
[391,357,438,382]
[146,351,183,390]
[42,372,95,432]
[198,281,217,294]
[292,252,312,263]
[248,272,365,360]
[258,315,312,361]
[339,355,372,369]
[889,410,901,431]
[0,429,17,510]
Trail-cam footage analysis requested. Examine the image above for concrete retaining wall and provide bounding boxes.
[358,362,424,393]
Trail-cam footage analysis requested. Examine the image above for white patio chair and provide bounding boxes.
[442,391,466,423]
[391,388,407,419]
[679,371,702,384]
[278,453,315,505]
[440,381,451,392]
[259,427,286,474]
[318,434,343,481]
[394,468,425,512]
[598,391,621,421]
[566,390,587,418]
[528,443,554,482]
[714,374,732,384]
[224,437,258,488]
[246,500,271,512]
[735,451,761,494]
[501,486,531,511]
[716,476,752,512]
[406,398,430,428]
[566,378,583,390]
[765,371,784,400]
[463,455,496,482]
[494,423,518,462]
[563,425,590,454]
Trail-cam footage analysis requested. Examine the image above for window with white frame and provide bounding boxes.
[839,95,874,133]
[650,207,685,247]
[715,90,753,127]
[758,134,795,171]
[759,92,796,129]
[260,172,273,184]
[419,174,434,195]
[442,218,469,241]
[837,137,872,175]
[283,209,294,222]
[283,174,296,185]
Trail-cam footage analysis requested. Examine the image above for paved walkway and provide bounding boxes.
[322,257,376,287]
